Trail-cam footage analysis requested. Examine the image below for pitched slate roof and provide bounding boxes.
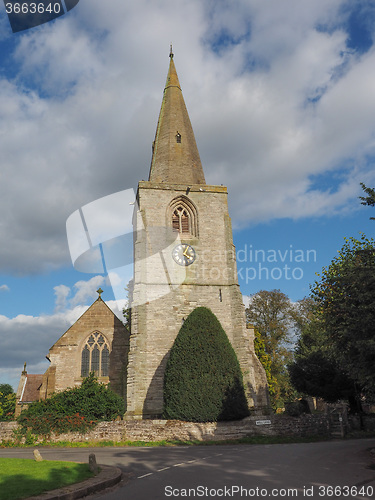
[19,374,43,403]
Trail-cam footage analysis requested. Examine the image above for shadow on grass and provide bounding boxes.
[0,463,93,500]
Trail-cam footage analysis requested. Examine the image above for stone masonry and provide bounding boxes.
[15,297,129,416]
[45,297,129,397]
[126,52,269,418]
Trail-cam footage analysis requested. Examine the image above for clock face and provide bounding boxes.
[172,244,196,266]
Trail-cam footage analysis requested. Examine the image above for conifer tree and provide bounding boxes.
[163,307,249,422]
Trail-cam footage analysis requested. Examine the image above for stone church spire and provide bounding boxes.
[148,48,206,185]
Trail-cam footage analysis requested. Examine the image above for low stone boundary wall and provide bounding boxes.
[0,414,333,444]
[0,421,19,441]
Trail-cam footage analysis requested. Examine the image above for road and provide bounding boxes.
[1,439,375,499]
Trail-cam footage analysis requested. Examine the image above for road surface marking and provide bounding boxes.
[137,453,223,479]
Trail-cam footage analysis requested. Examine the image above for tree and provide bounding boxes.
[289,315,358,408]
[122,280,133,331]
[309,234,375,402]
[246,290,298,408]
[163,307,249,422]
[359,183,375,219]
[0,384,16,421]
[253,328,276,397]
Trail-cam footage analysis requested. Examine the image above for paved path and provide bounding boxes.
[1,439,375,499]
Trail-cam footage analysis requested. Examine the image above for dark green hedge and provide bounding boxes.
[163,307,249,422]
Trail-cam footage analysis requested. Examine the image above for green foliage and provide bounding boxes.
[163,307,249,422]
[289,316,356,404]
[122,305,131,330]
[122,280,133,331]
[284,399,310,417]
[0,384,14,396]
[359,183,375,219]
[18,374,125,436]
[253,328,276,397]
[246,290,299,409]
[0,384,16,421]
[310,234,375,401]
[289,234,375,409]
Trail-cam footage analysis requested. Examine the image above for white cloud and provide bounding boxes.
[54,275,110,310]
[0,308,84,390]
[0,0,375,275]
[71,275,106,305]
[0,275,125,390]
[53,284,71,312]
[0,285,10,292]
[242,295,251,309]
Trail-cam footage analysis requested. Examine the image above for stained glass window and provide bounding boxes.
[80,332,110,379]
[92,345,100,374]
[101,345,110,377]
[81,345,90,377]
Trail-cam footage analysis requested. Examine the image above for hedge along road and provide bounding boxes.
[1,439,375,499]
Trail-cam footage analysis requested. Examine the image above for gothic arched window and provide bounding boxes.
[169,196,198,237]
[172,206,190,233]
[81,332,110,378]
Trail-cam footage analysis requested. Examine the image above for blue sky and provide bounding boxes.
[1,0,375,390]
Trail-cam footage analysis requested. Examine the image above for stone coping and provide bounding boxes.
[25,465,123,500]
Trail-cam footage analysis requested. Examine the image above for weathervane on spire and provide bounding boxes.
[169,44,174,59]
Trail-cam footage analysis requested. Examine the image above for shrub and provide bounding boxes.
[0,384,16,422]
[18,374,124,436]
[163,307,249,422]
[284,399,311,417]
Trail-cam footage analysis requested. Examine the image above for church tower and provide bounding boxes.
[126,49,269,418]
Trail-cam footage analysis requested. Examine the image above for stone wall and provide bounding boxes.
[0,422,19,441]
[0,415,334,444]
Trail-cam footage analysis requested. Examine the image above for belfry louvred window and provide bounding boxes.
[169,196,198,237]
[81,333,110,378]
[172,206,190,234]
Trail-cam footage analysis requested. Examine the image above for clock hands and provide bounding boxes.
[183,246,194,262]
[173,244,196,266]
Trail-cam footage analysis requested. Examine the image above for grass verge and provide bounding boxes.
[0,458,94,500]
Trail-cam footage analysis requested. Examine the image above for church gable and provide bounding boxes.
[46,296,129,398]
[50,297,123,349]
